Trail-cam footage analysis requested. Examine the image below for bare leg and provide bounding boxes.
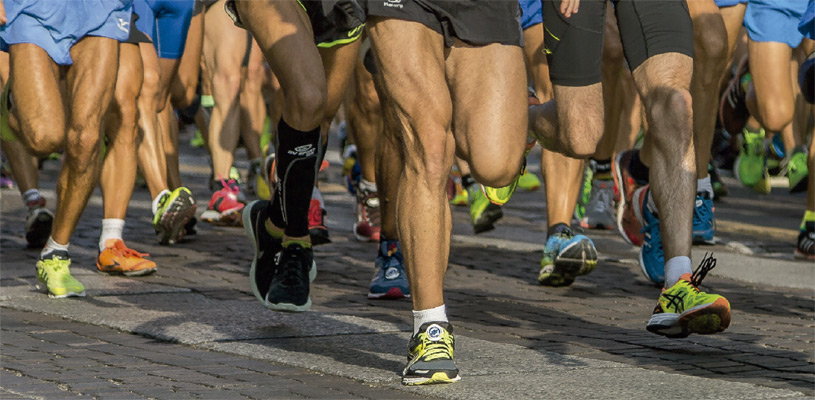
[136,42,169,198]
[239,40,266,161]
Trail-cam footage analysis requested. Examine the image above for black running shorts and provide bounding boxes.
[362,0,523,47]
[542,0,693,86]
[224,0,364,48]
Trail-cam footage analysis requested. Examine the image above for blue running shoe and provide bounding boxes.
[368,239,410,299]
[692,192,715,245]
[638,187,665,286]
[538,223,598,287]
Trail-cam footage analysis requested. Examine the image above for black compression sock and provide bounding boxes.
[461,174,475,189]
[268,118,321,238]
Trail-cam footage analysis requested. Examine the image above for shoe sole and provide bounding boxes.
[473,204,503,234]
[556,238,598,277]
[367,287,410,299]
[156,193,197,245]
[26,210,53,248]
[794,249,815,260]
[310,227,332,245]
[647,298,731,338]
[638,249,664,286]
[96,264,157,277]
[692,232,715,245]
[402,372,461,386]
[243,201,268,305]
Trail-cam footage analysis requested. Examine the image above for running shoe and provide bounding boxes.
[517,170,541,191]
[795,221,815,261]
[96,239,156,276]
[36,250,85,298]
[708,163,728,200]
[469,184,503,234]
[266,242,317,312]
[189,129,205,148]
[719,57,750,136]
[447,168,468,207]
[580,179,615,230]
[638,187,665,286]
[482,139,535,206]
[402,322,460,386]
[538,223,598,287]
[246,158,262,197]
[25,197,53,248]
[574,164,593,221]
[243,200,284,306]
[784,146,808,193]
[184,217,198,236]
[353,182,381,242]
[692,192,715,245]
[734,128,766,187]
[368,239,410,299]
[342,145,361,195]
[208,166,243,192]
[201,178,245,226]
[153,187,197,245]
[613,150,644,246]
[309,197,332,245]
[646,254,731,338]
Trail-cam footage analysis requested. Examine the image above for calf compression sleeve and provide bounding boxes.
[268,118,321,238]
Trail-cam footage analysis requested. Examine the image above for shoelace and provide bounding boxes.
[690,252,717,288]
[109,240,149,258]
[417,333,454,361]
[278,249,308,286]
[217,175,240,195]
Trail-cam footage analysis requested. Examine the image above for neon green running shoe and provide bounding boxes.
[646,254,731,338]
[153,187,197,245]
[786,146,809,193]
[469,184,503,234]
[36,251,85,298]
[517,170,541,191]
[751,167,771,195]
[574,164,593,221]
[483,144,533,205]
[189,129,205,148]
[402,322,461,386]
[734,128,766,187]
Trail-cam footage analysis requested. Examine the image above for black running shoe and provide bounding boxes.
[267,243,317,312]
[403,322,460,385]
[242,200,283,306]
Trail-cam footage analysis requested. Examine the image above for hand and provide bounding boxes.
[560,0,580,18]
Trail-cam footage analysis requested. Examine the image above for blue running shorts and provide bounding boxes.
[133,0,194,59]
[0,0,132,65]
[799,1,815,40]
[519,0,543,30]
[744,0,812,48]
[714,0,746,8]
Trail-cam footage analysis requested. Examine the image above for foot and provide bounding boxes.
[517,170,541,191]
[352,182,380,242]
[36,250,85,298]
[580,179,616,230]
[243,200,283,306]
[309,196,332,245]
[785,146,809,193]
[368,239,410,299]
[538,223,598,287]
[613,150,645,246]
[153,187,197,245]
[795,221,814,261]
[201,178,244,226]
[468,184,503,234]
[637,187,665,286]
[97,239,157,276]
[734,128,766,187]
[402,322,460,386]
[647,255,731,338]
[574,164,593,222]
[25,197,53,248]
[266,242,316,312]
[692,192,715,245]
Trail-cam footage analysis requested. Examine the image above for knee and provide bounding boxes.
[282,82,326,130]
[560,117,603,159]
[141,66,161,105]
[694,30,728,77]
[213,68,242,102]
[66,122,103,164]
[648,87,693,146]
[22,128,63,156]
[470,161,519,188]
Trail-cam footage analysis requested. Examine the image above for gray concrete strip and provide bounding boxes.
[691,248,815,290]
[0,292,805,399]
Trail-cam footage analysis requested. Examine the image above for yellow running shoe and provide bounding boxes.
[36,250,85,298]
[517,170,541,191]
[97,239,157,276]
[646,254,731,338]
[402,322,461,385]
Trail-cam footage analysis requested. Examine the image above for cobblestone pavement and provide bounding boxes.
[1,134,813,399]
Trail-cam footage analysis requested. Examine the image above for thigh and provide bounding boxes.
[66,36,119,127]
[366,17,451,156]
[203,2,249,83]
[446,41,527,164]
[615,0,694,72]
[319,39,362,121]
[749,40,795,115]
[541,0,605,86]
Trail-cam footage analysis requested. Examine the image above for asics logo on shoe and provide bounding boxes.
[385,267,400,280]
[427,324,443,341]
[288,145,316,157]
[695,199,703,208]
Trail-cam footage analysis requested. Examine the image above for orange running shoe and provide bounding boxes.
[97,239,157,276]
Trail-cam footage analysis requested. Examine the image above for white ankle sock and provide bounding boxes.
[412,304,447,335]
[696,176,713,198]
[152,189,171,215]
[41,237,69,258]
[665,256,692,288]
[359,179,377,193]
[99,219,125,251]
[23,188,41,205]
